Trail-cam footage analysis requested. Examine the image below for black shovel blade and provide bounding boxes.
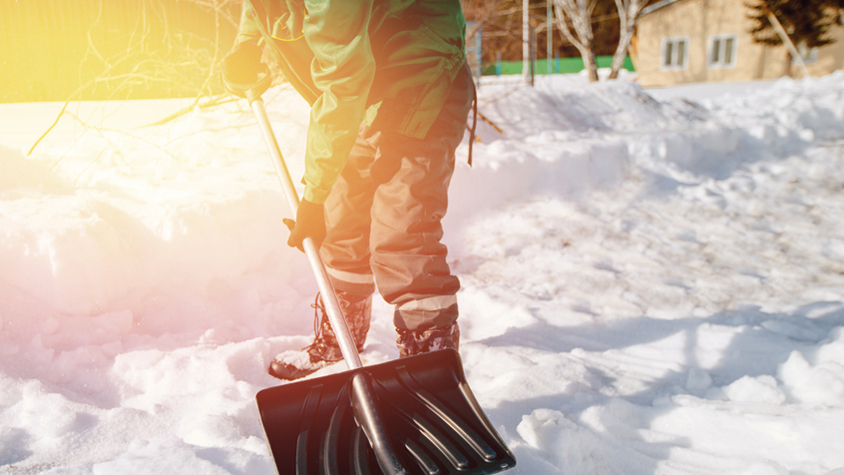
[256,349,516,475]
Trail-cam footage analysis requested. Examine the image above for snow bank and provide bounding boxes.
[2,73,844,473]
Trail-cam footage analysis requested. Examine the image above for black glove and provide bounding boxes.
[283,200,326,252]
[221,42,266,97]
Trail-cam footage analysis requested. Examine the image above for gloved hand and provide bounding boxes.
[221,42,266,98]
[283,200,326,252]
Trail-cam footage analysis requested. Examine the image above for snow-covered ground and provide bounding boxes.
[2,70,844,474]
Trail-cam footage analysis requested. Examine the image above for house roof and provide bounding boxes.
[641,0,686,16]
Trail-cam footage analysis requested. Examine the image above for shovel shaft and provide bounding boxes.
[248,90,409,475]
[248,92,362,370]
[352,373,407,475]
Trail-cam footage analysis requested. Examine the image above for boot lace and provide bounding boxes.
[302,292,327,353]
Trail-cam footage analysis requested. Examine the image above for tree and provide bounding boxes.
[554,0,600,82]
[461,0,630,77]
[607,0,645,79]
[26,0,241,155]
[746,0,842,77]
[461,0,511,75]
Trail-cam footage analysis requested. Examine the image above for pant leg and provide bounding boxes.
[368,64,475,331]
[320,127,378,296]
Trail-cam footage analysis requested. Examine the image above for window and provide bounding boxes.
[662,37,688,70]
[708,34,737,68]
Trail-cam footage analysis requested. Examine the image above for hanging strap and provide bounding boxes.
[467,79,478,167]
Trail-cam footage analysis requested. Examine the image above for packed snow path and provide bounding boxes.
[1,72,844,474]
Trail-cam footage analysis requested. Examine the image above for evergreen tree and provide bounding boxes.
[746,0,842,75]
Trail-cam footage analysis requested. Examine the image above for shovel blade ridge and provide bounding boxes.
[257,349,516,475]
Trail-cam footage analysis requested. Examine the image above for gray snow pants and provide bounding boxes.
[319,65,474,332]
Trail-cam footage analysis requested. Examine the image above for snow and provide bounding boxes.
[2,70,844,474]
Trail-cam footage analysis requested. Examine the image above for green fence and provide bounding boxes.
[482,56,635,76]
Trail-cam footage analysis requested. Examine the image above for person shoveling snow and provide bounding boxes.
[221,2,514,474]
[222,0,475,383]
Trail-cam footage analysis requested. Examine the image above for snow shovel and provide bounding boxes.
[244,84,516,475]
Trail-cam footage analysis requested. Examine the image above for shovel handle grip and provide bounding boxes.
[226,65,273,99]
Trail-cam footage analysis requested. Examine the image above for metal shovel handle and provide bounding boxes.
[246,89,408,474]
[246,89,363,371]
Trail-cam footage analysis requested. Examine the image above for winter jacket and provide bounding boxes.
[236,0,468,204]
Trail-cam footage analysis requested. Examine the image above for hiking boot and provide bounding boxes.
[396,323,460,358]
[269,291,372,381]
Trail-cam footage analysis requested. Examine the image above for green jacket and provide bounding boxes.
[237,0,467,204]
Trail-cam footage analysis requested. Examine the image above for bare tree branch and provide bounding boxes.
[608,0,644,79]
[28,0,240,155]
[554,0,600,82]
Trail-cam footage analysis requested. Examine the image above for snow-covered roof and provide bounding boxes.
[641,0,686,16]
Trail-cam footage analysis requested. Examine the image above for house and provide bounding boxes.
[630,0,844,87]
